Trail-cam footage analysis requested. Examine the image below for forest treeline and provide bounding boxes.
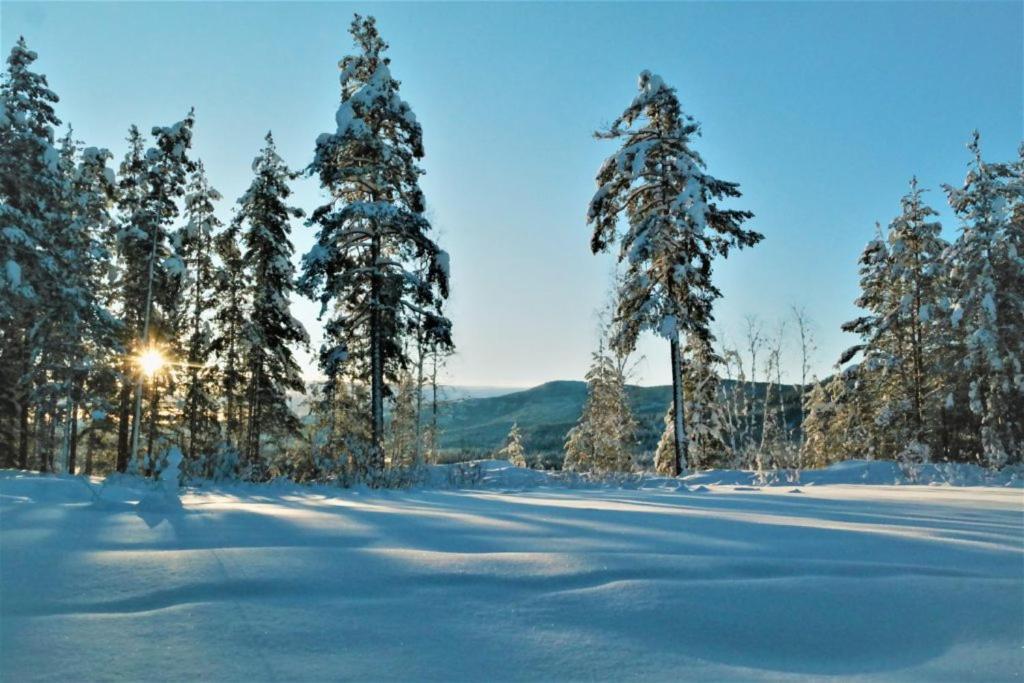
[1,16,1021,484]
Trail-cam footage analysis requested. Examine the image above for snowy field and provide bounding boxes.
[1,465,1022,682]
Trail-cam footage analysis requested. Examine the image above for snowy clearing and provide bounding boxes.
[1,468,1022,682]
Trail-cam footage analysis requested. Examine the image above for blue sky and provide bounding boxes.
[3,2,1021,387]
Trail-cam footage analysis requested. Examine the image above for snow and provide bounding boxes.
[1,465,1021,681]
[5,258,21,287]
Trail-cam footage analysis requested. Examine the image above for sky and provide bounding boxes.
[2,1,1021,388]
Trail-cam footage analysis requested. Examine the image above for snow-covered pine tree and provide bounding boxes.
[237,132,308,472]
[881,178,950,460]
[49,133,120,473]
[299,15,451,475]
[588,71,761,476]
[563,350,636,474]
[839,223,897,458]
[799,377,835,469]
[177,161,222,466]
[683,335,730,469]
[498,422,527,468]
[0,37,66,468]
[111,126,149,470]
[121,114,196,472]
[942,133,1024,467]
[210,219,248,460]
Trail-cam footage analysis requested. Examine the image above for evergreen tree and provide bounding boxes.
[681,336,730,469]
[837,182,951,462]
[111,126,150,470]
[237,132,308,470]
[943,133,1024,466]
[498,423,527,468]
[177,161,222,465]
[210,220,248,457]
[801,366,876,466]
[884,179,950,458]
[839,224,897,458]
[123,114,196,472]
[0,37,65,468]
[799,377,835,469]
[49,134,119,473]
[588,71,761,476]
[300,15,451,475]
[564,350,636,473]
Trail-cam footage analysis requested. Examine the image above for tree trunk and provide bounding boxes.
[146,381,159,471]
[369,232,384,473]
[414,325,425,466]
[247,361,262,468]
[17,391,29,470]
[17,348,30,469]
[85,425,96,476]
[68,397,79,474]
[116,380,132,472]
[670,337,687,476]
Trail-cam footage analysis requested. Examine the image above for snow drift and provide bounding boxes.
[1,466,1021,681]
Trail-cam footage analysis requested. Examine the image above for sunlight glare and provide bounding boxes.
[137,347,167,378]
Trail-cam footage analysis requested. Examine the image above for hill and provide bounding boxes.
[434,379,802,459]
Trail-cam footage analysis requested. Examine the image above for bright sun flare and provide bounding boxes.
[137,348,167,377]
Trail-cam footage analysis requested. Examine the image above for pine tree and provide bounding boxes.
[839,224,897,458]
[682,335,730,469]
[943,133,1024,466]
[122,114,196,472]
[237,132,308,471]
[564,350,636,473]
[300,15,451,475]
[210,220,248,458]
[498,423,527,468]
[111,126,149,470]
[177,161,222,466]
[882,178,950,459]
[588,71,761,476]
[0,37,65,469]
[50,134,120,473]
[799,377,835,469]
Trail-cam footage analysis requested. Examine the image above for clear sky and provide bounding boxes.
[3,1,1021,388]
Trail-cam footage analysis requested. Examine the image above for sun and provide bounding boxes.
[137,347,167,378]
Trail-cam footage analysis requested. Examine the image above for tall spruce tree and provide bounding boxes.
[47,133,119,473]
[210,220,248,457]
[883,179,950,458]
[123,114,196,472]
[0,37,65,468]
[112,126,149,470]
[237,132,308,470]
[588,71,761,475]
[837,183,952,462]
[299,15,451,474]
[177,161,222,465]
[943,134,1024,467]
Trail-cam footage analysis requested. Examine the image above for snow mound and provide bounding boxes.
[1,468,1021,681]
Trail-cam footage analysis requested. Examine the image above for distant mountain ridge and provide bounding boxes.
[434,379,802,458]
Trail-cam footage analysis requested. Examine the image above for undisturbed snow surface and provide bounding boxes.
[1,466,1022,682]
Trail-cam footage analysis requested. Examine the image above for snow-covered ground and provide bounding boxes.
[1,465,1021,681]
